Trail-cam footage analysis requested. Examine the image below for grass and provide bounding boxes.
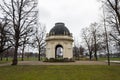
[0,57,38,64]
[0,60,10,64]
[99,57,120,61]
[0,65,120,80]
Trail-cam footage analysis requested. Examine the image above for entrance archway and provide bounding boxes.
[55,45,63,59]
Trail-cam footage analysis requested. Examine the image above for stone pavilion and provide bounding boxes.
[45,22,73,59]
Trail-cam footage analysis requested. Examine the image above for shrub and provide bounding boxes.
[43,58,75,62]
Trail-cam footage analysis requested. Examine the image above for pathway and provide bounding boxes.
[0,61,120,66]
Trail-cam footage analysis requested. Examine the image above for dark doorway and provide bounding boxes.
[55,45,63,59]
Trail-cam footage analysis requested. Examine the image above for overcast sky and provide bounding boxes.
[38,0,102,38]
[0,0,102,52]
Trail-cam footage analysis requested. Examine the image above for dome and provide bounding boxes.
[49,22,70,36]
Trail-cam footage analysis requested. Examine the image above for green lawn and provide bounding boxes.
[0,65,120,80]
[99,57,120,61]
[0,57,38,64]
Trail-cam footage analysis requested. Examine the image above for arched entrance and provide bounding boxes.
[55,45,63,59]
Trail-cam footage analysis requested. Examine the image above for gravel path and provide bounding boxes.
[18,61,107,65]
[0,61,120,66]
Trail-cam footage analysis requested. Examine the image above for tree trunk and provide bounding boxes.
[21,45,25,61]
[21,51,24,61]
[0,53,3,61]
[94,43,98,61]
[6,49,8,61]
[103,7,110,66]
[38,53,40,61]
[94,52,98,61]
[0,57,3,61]
[38,46,41,61]
[78,54,80,60]
[6,55,8,61]
[12,47,18,65]
[94,36,98,61]
[0,57,2,61]
[89,51,92,60]
[12,40,19,65]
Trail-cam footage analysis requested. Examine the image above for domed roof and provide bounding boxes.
[49,23,70,36]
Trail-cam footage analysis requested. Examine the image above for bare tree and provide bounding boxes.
[73,38,80,60]
[79,46,85,56]
[21,33,29,61]
[102,6,111,65]
[90,23,101,61]
[102,0,120,47]
[100,0,120,65]
[81,23,102,60]
[0,0,38,65]
[32,24,46,61]
[73,38,85,60]
[82,28,93,60]
[0,17,12,61]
